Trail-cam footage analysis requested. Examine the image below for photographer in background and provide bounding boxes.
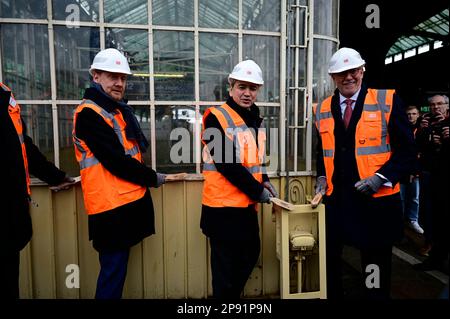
[414,95,449,273]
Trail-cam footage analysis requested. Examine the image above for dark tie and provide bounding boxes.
[343,98,353,129]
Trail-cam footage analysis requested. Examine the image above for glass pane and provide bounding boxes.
[53,0,99,22]
[286,88,306,172]
[58,105,78,176]
[312,40,337,104]
[0,0,46,19]
[54,26,100,99]
[153,31,195,101]
[260,106,279,173]
[314,0,338,37]
[104,0,147,24]
[243,35,280,102]
[243,0,280,32]
[199,33,238,101]
[152,0,194,26]
[20,105,55,166]
[287,1,306,46]
[0,24,50,100]
[106,28,149,100]
[156,105,196,173]
[287,46,307,90]
[199,0,238,29]
[133,105,152,166]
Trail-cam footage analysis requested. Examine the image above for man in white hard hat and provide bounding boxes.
[73,48,166,299]
[200,60,277,298]
[312,48,416,299]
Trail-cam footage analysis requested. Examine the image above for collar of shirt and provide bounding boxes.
[339,89,360,118]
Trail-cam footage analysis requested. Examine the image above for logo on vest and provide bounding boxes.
[9,96,17,107]
[359,138,366,144]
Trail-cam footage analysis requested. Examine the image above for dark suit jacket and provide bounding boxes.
[315,85,416,248]
[1,90,66,252]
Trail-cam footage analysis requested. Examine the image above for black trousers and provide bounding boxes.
[209,235,260,299]
[326,242,393,300]
[0,250,20,299]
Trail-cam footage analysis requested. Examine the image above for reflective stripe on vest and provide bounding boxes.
[1,83,31,195]
[314,89,400,198]
[73,99,146,214]
[201,103,265,208]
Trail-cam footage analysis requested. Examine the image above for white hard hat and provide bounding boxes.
[228,60,264,85]
[89,48,132,75]
[328,47,365,74]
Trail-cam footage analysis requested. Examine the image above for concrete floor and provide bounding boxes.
[341,228,448,299]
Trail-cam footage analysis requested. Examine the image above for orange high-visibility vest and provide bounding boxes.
[202,103,265,207]
[1,83,30,195]
[313,89,400,198]
[73,100,146,214]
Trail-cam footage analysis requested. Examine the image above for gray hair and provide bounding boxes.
[428,94,449,104]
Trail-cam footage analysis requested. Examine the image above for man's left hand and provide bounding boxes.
[263,181,278,198]
[354,175,384,195]
[50,175,77,192]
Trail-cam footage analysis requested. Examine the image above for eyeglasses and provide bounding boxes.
[430,102,448,107]
[333,68,362,78]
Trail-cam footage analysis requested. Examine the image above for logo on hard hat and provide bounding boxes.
[246,70,252,75]
[115,60,121,65]
[344,58,349,63]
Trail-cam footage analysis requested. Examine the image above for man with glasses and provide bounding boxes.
[312,48,416,299]
[414,95,449,273]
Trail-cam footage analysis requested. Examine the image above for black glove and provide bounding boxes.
[155,173,166,188]
[354,174,384,195]
[263,181,278,198]
[258,188,272,204]
[49,175,77,192]
[314,176,327,195]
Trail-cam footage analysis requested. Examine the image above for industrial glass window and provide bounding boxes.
[104,0,147,24]
[243,35,280,102]
[0,0,47,19]
[242,0,280,32]
[199,0,238,29]
[152,0,194,27]
[153,31,195,101]
[54,26,100,99]
[199,32,238,101]
[21,104,55,161]
[106,28,150,100]
[52,0,99,22]
[0,24,50,100]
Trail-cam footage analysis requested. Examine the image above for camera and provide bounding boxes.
[426,113,444,136]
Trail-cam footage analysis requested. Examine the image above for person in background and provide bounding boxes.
[400,105,423,234]
[200,60,277,298]
[1,82,76,299]
[414,95,449,273]
[312,48,416,299]
[73,48,166,299]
